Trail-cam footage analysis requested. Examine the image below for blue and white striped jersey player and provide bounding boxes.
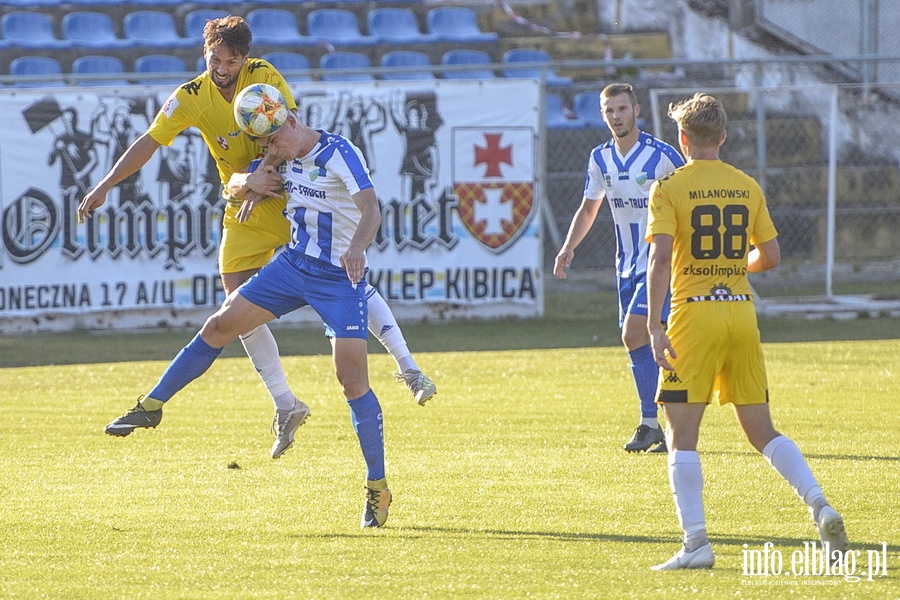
[554,83,685,453]
[105,85,394,528]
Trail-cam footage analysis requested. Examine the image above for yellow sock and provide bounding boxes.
[140,397,165,411]
[366,478,388,491]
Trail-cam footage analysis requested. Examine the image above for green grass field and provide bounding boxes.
[1,307,898,598]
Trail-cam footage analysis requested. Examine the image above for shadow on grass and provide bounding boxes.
[289,527,900,553]
[702,450,900,462]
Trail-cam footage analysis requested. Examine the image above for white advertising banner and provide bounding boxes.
[0,80,542,331]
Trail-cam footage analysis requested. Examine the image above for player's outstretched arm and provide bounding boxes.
[340,188,382,283]
[77,133,160,223]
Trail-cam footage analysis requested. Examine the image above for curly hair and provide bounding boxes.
[203,15,252,57]
[667,92,726,147]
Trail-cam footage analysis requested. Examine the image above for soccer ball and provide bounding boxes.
[234,83,289,138]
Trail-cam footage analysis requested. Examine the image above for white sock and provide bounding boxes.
[239,325,295,410]
[365,284,419,372]
[668,450,706,540]
[763,435,826,510]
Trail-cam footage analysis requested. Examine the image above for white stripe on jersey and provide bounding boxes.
[279,131,374,268]
[583,131,683,278]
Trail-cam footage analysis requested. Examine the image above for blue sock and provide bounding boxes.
[147,334,223,402]
[629,344,659,419]
[347,389,385,481]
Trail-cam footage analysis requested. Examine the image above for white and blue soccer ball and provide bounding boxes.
[233,83,289,137]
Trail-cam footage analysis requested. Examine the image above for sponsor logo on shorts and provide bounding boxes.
[346,325,361,331]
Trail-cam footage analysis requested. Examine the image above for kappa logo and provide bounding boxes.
[181,80,202,96]
[664,371,682,383]
[247,60,268,73]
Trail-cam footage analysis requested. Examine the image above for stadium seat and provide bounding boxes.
[9,56,64,87]
[3,0,63,6]
[1,12,72,50]
[65,0,120,5]
[71,55,129,87]
[246,9,317,47]
[62,12,134,51]
[184,9,229,42]
[319,52,374,81]
[545,94,584,130]
[123,11,194,49]
[572,90,606,128]
[441,49,496,80]
[380,51,434,80]
[368,8,437,45]
[307,9,377,47]
[427,7,498,43]
[502,48,573,87]
[134,54,189,86]
[261,52,313,82]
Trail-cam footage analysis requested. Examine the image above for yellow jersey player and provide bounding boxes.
[645,92,849,570]
[78,16,435,459]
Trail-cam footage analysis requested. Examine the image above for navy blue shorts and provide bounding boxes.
[617,271,670,327]
[238,250,368,339]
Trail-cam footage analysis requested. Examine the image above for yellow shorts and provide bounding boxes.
[657,300,769,406]
[218,195,290,274]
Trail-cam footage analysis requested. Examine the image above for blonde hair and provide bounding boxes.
[667,93,726,147]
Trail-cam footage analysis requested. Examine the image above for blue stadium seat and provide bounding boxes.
[545,94,584,130]
[130,0,184,5]
[427,7,498,43]
[2,0,63,7]
[123,11,194,49]
[246,9,317,47]
[135,54,189,86]
[307,9,377,47]
[184,9,229,42]
[380,51,434,80]
[572,90,606,128]
[368,8,437,44]
[262,52,313,82]
[441,49,496,80]
[502,48,573,87]
[1,12,72,50]
[319,52,374,82]
[9,56,64,87]
[71,55,128,87]
[62,12,134,51]
[64,0,120,5]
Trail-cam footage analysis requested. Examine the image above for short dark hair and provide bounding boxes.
[203,15,251,57]
[600,83,638,106]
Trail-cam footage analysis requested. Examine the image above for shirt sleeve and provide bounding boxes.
[750,195,779,245]
[583,150,606,201]
[646,179,677,241]
[147,88,190,147]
